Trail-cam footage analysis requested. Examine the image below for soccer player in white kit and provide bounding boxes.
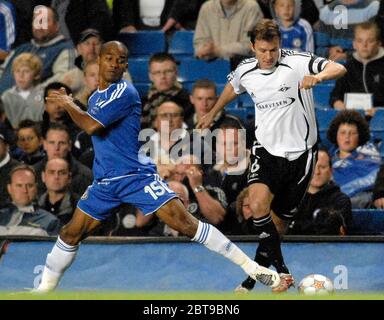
[197,19,347,292]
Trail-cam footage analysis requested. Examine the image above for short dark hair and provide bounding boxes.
[318,147,332,167]
[326,110,370,147]
[219,116,245,130]
[191,79,217,95]
[149,52,177,66]
[8,164,37,184]
[313,209,346,235]
[44,82,72,100]
[45,123,71,141]
[17,119,42,138]
[249,19,281,44]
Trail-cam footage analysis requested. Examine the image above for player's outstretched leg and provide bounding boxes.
[156,199,281,288]
[235,245,271,293]
[34,208,101,293]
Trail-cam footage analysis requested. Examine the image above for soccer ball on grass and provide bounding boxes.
[298,274,334,295]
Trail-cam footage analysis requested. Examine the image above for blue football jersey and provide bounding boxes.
[87,79,156,180]
[280,18,314,53]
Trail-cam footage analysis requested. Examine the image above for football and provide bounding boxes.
[298,274,334,295]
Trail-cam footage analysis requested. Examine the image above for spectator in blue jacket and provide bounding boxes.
[0,0,16,62]
[327,109,381,208]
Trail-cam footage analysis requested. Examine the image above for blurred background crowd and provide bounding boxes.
[0,0,384,237]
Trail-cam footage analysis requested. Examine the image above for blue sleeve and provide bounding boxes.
[88,86,141,127]
[0,16,6,51]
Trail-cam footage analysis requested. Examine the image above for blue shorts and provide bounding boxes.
[77,173,178,221]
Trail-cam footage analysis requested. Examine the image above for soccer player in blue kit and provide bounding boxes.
[35,41,281,292]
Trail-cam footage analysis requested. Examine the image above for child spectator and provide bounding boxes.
[271,0,314,52]
[41,82,81,144]
[1,53,44,129]
[327,110,381,208]
[12,119,45,165]
[330,22,384,116]
[74,60,99,108]
[0,6,75,95]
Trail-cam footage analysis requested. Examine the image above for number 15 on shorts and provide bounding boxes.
[144,174,174,200]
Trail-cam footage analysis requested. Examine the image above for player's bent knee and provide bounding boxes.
[250,200,270,218]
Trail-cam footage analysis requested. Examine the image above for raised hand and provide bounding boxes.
[300,75,322,90]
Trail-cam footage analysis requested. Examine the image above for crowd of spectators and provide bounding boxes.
[0,0,383,237]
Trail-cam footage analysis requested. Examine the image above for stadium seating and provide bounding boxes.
[118,31,166,58]
[128,58,150,97]
[330,38,353,50]
[314,31,330,57]
[314,31,330,48]
[316,108,339,147]
[134,83,151,97]
[350,209,384,235]
[169,31,194,59]
[177,58,230,86]
[313,80,335,109]
[370,109,384,143]
[128,58,150,83]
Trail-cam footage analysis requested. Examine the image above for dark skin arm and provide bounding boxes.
[46,88,104,135]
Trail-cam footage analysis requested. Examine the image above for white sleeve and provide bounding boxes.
[291,53,329,78]
[227,67,246,95]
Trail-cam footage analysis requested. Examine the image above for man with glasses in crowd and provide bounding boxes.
[141,52,193,129]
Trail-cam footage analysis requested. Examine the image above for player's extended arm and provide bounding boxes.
[46,88,103,135]
[196,83,238,129]
[300,61,347,89]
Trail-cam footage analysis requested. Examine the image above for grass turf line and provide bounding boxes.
[1,291,383,300]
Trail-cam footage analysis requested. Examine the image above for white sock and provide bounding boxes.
[37,237,79,292]
[192,221,257,275]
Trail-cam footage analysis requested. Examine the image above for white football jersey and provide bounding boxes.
[229,49,329,160]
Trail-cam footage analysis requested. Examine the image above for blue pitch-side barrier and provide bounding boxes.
[0,241,383,292]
